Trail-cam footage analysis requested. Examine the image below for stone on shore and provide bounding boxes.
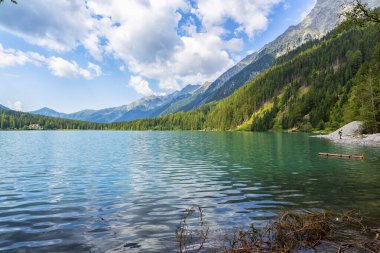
[314,121,380,146]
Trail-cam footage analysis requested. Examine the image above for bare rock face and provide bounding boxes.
[198,0,348,104]
[265,0,344,57]
[257,0,379,58]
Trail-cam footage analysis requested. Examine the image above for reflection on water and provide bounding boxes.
[0,131,379,252]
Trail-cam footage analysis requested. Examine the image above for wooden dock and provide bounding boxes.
[318,153,364,159]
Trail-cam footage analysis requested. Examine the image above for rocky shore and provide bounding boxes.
[314,121,380,146]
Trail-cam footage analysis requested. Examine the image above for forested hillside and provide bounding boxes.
[108,23,380,133]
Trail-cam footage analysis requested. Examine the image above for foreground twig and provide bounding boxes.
[177,209,380,253]
[176,205,209,253]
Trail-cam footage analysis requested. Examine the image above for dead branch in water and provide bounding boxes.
[176,205,209,253]
[176,209,380,253]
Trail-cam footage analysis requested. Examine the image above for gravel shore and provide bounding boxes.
[313,121,380,146]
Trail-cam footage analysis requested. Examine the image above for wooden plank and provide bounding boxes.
[318,153,364,159]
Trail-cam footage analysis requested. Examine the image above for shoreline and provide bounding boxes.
[312,121,380,146]
[314,133,380,146]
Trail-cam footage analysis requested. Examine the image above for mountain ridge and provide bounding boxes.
[0,104,10,110]
[30,84,201,122]
[160,0,349,113]
[108,23,380,132]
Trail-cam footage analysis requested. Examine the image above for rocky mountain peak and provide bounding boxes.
[263,0,344,57]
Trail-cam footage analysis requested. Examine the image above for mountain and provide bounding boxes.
[0,104,10,110]
[30,84,201,123]
[30,107,68,118]
[260,0,345,58]
[115,22,380,132]
[29,0,378,124]
[205,53,258,95]
[29,0,344,122]
[159,81,211,115]
[162,0,350,113]
[142,0,379,116]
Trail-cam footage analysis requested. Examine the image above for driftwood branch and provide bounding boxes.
[176,205,209,253]
[176,209,380,253]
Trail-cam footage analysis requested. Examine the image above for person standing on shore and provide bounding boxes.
[338,129,343,139]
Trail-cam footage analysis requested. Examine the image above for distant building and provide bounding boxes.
[29,124,43,130]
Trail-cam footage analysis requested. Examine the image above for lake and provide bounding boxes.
[0,131,379,252]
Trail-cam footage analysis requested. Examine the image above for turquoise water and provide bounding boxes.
[0,131,379,252]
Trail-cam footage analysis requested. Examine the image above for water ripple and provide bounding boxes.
[0,131,379,252]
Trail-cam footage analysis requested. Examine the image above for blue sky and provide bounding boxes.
[0,0,315,113]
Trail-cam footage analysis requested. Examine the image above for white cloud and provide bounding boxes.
[13,101,23,111]
[195,0,282,37]
[47,57,102,80]
[48,57,80,78]
[6,100,23,111]
[82,33,103,61]
[0,0,97,54]
[86,0,249,89]
[0,43,102,80]
[128,75,154,96]
[0,0,283,91]
[88,62,102,77]
[0,44,42,68]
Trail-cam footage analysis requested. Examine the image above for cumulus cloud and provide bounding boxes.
[0,43,102,80]
[196,0,282,37]
[0,0,282,90]
[6,101,23,111]
[86,0,254,89]
[13,101,23,111]
[47,58,102,80]
[128,75,154,96]
[0,44,43,68]
[0,0,96,53]
[48,57,81,78]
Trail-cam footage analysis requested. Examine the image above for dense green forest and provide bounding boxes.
[0,109,106,130]
[1,22,379,133]
[111,23,380,133]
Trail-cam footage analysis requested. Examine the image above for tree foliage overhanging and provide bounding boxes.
[0,0,17,4]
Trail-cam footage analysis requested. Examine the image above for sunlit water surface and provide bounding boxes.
[0,131,379,252]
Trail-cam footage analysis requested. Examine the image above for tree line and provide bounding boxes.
[0,109,106,130]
